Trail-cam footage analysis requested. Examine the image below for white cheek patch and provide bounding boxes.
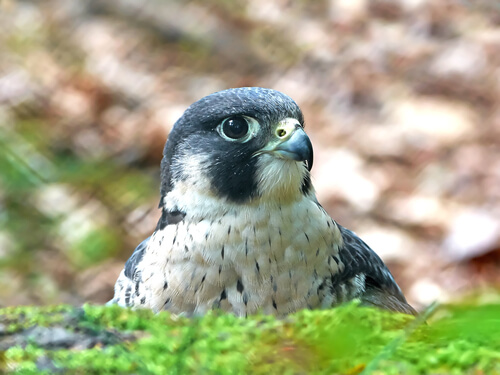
[164,185,225,220]
[172,150,213,192]
[255,154,309,202]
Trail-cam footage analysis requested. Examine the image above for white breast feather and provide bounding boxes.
[136,180,344,317]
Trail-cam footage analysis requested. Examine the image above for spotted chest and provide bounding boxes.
[131,196,347,317]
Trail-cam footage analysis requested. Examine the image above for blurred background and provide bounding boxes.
[1,0,499,310]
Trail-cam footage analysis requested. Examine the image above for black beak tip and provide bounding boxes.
[305,154,313,171]
[291,130,313,171]
[272,128,314,171]
[304,135,313,171]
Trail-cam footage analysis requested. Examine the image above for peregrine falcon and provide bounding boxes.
[110,87,415,317]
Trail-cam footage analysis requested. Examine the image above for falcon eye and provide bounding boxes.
[222,116,249,139]
[217,115,258,143]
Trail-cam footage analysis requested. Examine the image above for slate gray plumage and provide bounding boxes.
[110,87,415,317]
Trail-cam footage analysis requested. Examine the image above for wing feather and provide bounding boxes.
[337,224,416,315]
[108,237,150,306]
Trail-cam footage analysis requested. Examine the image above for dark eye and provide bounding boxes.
[217,115,259,143]
[221,116,249,139]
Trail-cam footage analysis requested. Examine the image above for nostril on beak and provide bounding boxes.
[277,129,287,138]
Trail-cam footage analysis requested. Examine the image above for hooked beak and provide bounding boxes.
[256,119,313,171]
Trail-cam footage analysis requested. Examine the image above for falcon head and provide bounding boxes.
[159,87,314,206]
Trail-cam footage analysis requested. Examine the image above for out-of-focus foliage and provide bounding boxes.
[0,0,500,308]
[0,114,157,305]
[1,302,500,374]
